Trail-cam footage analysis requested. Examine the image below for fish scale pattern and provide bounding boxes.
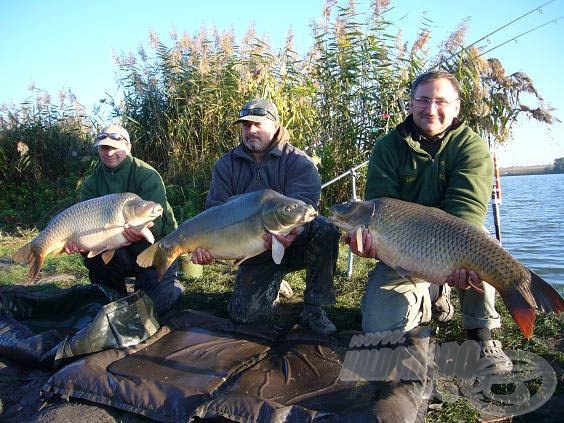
[33,193,138,253]
[371,198,530,287]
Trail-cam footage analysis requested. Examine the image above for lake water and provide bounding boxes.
[485,173,563,291]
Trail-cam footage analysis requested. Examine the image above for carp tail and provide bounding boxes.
[529,270,564,314]
[137,242,176,282]
[499,270,564,339]
[499,286,536,339]
[137,243,158,268]
[13,242,44,281]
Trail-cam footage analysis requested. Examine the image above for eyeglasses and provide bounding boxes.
[96,132,127,142]
[412,97,459,109]
[239,108,276,121]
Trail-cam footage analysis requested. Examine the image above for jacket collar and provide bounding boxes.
[398,115,462,142]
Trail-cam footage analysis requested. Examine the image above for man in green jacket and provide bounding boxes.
[66,124,183,315]
[346,70,512,373]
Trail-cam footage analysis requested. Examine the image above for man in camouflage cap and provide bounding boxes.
[192,99,339,335]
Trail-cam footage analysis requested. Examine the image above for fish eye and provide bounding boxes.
[285,206,292,212]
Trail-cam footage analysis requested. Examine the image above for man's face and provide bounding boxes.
[98,145,128,168]
[241,119,279,158]
[409,78,460,138]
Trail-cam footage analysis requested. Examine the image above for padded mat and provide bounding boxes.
[43,310,432,422]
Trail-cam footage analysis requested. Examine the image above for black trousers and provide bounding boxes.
[227,216,339,323]
[83,245,183,316]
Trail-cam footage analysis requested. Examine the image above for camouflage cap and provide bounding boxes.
[234,99,279,124]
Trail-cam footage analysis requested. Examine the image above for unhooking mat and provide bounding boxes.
[42,309,432,422]
[0,285,160,368]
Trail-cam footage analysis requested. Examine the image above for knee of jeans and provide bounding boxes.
[361,289,421,333]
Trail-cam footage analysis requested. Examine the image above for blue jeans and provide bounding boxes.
[361,262,501,333]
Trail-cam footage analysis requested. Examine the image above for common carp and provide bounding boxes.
[329,198,564,339]
[137,189,317,280]
[14,193,163,280]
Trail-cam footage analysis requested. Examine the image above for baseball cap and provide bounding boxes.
[234,99,279,124]
[94,124,131,149]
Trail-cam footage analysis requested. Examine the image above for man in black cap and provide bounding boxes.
[192,99,339,335]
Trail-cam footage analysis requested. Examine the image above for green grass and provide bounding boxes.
[1,231,562,421]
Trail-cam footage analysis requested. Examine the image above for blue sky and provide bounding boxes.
[2,0,563,167]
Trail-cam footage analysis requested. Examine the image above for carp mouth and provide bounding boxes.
[329,201,375,232]
[328,214,355,232]
[304,208,318,222]
[151,204,164,217]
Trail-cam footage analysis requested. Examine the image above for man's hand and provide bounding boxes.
[64,240,85,254]
[191,247,215,265]
[263,226,303,250]
[123,222,154,244]
[342,227,378,258]
[446,268,483,291]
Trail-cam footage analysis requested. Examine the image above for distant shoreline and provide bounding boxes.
[500,165,561,176]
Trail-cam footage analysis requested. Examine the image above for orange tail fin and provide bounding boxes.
[499,270,564,339]
[501,295,536,339]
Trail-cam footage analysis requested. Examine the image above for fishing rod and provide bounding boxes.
[489,138,503,245]
[478,16,563,58]
[443,0,557,63]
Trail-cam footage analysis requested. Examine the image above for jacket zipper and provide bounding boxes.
[256,165,262,181]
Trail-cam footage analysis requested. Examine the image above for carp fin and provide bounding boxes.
[355,227,363,254]
[87,248,108,259]
[137,243,158,268]
[48,246,67,257]
[13,242,33,264]
[499,287,536,339]
[498,270,564,339]
[394,266,415,282]
[140,227,155,244]
[13,242,44,281]
[272,237,285,265]
[104,223,125,230]
[529,269,564,314]
[234,257,250,267]
[101,250,115,264]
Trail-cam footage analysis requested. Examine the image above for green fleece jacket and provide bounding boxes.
[80,156,177,253]
[364,116,493,227]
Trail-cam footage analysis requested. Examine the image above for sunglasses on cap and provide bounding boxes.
[96,132,128,142]
[239,108,277,121]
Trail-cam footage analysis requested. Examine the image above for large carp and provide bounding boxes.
[137,189,317,280]
[329,198,564,339]
[14,193,163,280]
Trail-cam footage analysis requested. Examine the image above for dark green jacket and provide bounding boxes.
[81,156,177,252]
[364,116,493,227]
